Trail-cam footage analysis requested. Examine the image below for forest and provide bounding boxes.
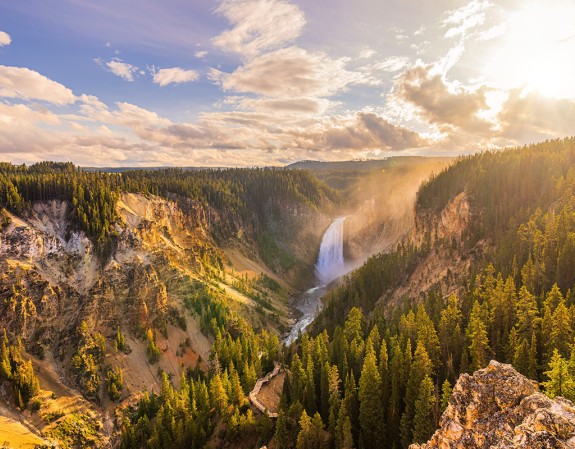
[0,162,338,256]
[272,137,575,449]
[118,138,575,449]
[3,138,575,448]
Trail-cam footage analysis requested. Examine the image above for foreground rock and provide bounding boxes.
[411,360,575,449]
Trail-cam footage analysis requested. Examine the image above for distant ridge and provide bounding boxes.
[81,157,452,173]
[286,156,452,171]
[81,166,222,173]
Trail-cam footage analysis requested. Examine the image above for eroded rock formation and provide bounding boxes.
[411,361,575,449]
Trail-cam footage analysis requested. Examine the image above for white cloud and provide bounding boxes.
[106,59,138,81]
[213,0,306,57]
[210,46,365,98]
[0,65,76,105]
[195,50,208,59]
[114,102,172,129]
[153,67,199,87]
[395,64,491,134]
[225,96,335,115]
[372,56,410,73]
[0,31,11,47]
[359,48,376,59]
[443,0,491,38]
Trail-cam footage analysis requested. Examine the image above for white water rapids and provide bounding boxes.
[285,217,347,344]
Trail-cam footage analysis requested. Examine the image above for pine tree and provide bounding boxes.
[415,306,441,371]
[276,402,304,449]
[438,294,463,380]
[344,308,364,344]
[340,417,354,449]
[209,373,228,412]
[412,375,436,444]
[440,379,452,411]
[386,338,403,447]
[367,325,381,352]
[515,286,540,342]
[550,299,571,359]
[401,341,432,447]
[327,365,341,438]
[344,372,359,447]
[304,361,318,415]
[0,331,12,380]
[467,301,490,372]
[378,338,389,417]
[543,349,575,401]
[296,411,329,449]
[320,362,330,420]
[358,344,385,449]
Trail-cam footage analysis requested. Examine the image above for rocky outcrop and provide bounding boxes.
[411,361,575,449]
[413,192,470,247]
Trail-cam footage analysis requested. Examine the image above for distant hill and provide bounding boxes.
[286,156,452,171]
[81,166,215,173]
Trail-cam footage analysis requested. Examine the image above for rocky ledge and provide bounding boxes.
[411,360,575,449]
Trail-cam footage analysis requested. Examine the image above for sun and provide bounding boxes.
[482,0,575,99]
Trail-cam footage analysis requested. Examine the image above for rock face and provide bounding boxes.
[411,361,575,449]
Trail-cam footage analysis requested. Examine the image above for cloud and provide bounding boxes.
[213,0,306,57]
[0,65,76,105]
[152,67,199,87]
[211,46,365,98]
[224,96,335,115]
[106,59,138,81]
[0,62,421,166]
[301,113,426,151]
[195,50,208,59]
[395,65,491,133]
[497,90,575,141]
[0,31,11,47]
[372,56,411,73]
[359,48,376,59]
[443,0,491,38]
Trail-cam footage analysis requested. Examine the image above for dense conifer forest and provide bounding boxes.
[0,162,338,254]
[3,138,575,448]
[274,137,575,449]
[116,138,575,449]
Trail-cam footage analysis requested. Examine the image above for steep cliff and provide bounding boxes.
[411,361,575,449]
[382,190,475,310]
[0,190,327,447]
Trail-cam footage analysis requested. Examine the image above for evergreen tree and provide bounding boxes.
[340,416,354,449]
[358,344,385,449]
[327,365,341,438]
[296,411,329,449]
[543,350,575,401]
[378,338,389,418]
[415,307,441,371]
[209,373,228,412]
[0,331,11,380]
[467,301,490,372]
[438,295,463,380]
[401,341,432,448]
[440,379,452,411]
[412,375,436,444]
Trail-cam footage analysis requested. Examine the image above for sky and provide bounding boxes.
[1,0,575,167]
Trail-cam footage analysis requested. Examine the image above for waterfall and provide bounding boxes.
[284,217,348,345]
[315,217,346,285]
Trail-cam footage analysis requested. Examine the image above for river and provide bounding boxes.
[285,217,347,345]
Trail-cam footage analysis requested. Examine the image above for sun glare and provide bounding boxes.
[483,1,575,99]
